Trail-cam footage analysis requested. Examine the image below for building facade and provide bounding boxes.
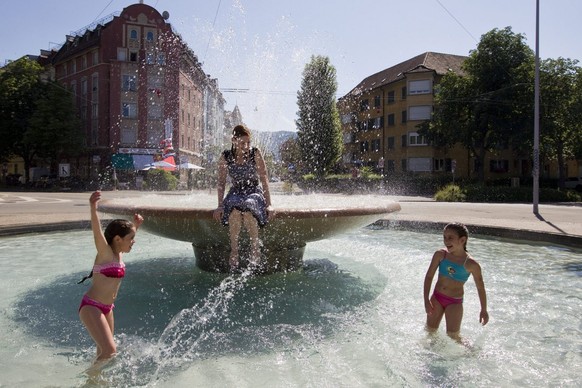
[39,2,224,186]
[338,52,532,181]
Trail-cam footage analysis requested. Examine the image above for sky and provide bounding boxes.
[1,0,580,133]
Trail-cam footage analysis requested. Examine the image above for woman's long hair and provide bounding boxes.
[231,124,251,155]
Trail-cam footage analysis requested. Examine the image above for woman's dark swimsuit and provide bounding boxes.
[221,148,268,227]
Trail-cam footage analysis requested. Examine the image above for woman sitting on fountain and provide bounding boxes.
[213,124,273,272]
[78,191,144,365]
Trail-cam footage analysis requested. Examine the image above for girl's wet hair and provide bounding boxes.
[78,219,135,284]
[444,222,469,251]
[104,219,135,245]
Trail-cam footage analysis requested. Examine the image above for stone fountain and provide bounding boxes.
[100,193,400,273]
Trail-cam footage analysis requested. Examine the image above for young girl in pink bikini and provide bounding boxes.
[423,222,489,340]
[78,191,143,363]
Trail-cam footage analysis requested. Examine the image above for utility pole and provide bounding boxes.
[533,0,540,214]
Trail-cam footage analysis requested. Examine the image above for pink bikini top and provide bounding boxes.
[93,261,126,278]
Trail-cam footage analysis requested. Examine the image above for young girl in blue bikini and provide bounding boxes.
[78,191,143,364]
[423,222,489,340]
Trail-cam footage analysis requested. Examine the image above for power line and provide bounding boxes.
[434,0,478,43]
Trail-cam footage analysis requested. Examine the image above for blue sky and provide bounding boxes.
[1,0,580,133]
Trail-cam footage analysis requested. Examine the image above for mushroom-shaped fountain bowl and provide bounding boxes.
[99,193,401,274]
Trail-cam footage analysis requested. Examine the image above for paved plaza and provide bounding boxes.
[1,190,581,248]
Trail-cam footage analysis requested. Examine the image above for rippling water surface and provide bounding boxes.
[0,227,580,387]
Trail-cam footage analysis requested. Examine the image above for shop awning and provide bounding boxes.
[111,154,155,170]
[111,154,134,169]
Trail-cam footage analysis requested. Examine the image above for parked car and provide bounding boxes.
[564,177,582,192]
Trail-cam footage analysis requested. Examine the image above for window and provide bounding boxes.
[81,78,87,97]
[387,136,395,150]
[146,52,155,64]
[93,51,99,65]
[401,86,407,100]
[122,75,137,91]
[374,95,381,108]
[371,139,381,152]
[82,56,87,70]
[122,102,137,118]
[360,141,369,152]
[130,29,138,40]
[91,103,98,119]
[409,79,432,95]
[117,48,127,61]
[434,158,445,171]
[360,99,369,112]
[401,159,407,172]
[408,157,432,172]
[490,160,509,173]
[387,91,395,103]
[401,110,407,123]
[92,75,98,95]
[386,160,395,172]
[401,135,407,147]
[121,127,137,144]
[387,113,395,126]
[409,105,432,121]
[157,53,166,65]
[408,131,428,146]
[146,31,154,42]
[148,104,162,119]
[130,52,138,62]
[372,117,383,129]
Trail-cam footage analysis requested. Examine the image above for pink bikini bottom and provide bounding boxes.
[433,290,463,308]
[79,294,114,315]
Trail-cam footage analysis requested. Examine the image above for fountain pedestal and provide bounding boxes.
[100,194,400,273]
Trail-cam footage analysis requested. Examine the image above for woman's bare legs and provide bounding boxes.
[242,212,261,265]
[444,303,464,342]
[228,210,243,269]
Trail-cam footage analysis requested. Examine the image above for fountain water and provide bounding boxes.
[0,225,580,386]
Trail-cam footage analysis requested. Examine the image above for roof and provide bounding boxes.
[341,52,467,99]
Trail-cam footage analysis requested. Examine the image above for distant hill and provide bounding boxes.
[254,130,297,160]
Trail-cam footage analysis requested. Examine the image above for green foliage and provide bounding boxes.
[144,169,178,191]
[296,55,343,176]
[422,27,535,182]
[434,184,467,202]
[0,57,84,179]
[539,57,582,186]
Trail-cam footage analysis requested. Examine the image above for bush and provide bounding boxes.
[144,169,178,191]
[434,184,466,202]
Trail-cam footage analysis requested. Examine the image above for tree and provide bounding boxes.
[421,27,534,182]
[296,55,343,177]
[0,57,84,181]
[539,58,582,186]
[279,137,301,179]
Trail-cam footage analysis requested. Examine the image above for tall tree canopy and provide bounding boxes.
[421,27,534,182]
[296,55,343,176]
[0,57,83,180]
[539,57,582,186]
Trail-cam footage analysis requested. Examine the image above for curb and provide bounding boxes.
[374,219,582,249]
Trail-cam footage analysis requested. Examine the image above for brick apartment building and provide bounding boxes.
[34,2,225,186]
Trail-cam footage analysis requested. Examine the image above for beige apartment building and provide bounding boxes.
[338,52,535,181]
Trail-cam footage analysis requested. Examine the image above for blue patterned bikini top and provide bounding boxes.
[438,253,470,283]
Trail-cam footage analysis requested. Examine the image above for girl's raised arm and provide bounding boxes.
[89,191,109,254]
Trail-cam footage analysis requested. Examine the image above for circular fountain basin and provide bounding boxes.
[99,193,401,273]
